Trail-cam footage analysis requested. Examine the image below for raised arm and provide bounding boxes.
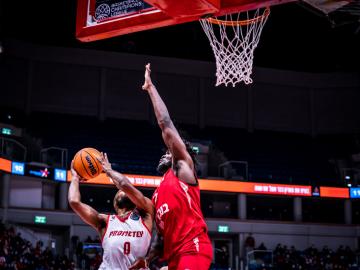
[142,63,193,169]
[97,153,154,220]
[68,162,106,231]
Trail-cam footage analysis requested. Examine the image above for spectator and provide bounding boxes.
[215,245,229,270]
[257,243,267,251]
[0,223,74,270]
[272,244,358,270]
[85,236,92,243]
[245,233,256,254]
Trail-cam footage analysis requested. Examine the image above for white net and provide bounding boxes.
[200,8,270,87]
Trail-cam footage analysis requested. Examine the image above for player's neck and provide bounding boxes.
[117,208,132,217]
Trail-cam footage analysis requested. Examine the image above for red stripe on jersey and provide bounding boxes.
[140,217,152,235]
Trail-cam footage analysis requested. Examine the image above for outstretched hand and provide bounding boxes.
[142,63,153,91]
[128,258,148,270]
[97,152,112,174]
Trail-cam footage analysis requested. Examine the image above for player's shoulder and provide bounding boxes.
[134,208,153,231]
[107,214,115,221]
[174,162,198,186]
[98,213,110,226]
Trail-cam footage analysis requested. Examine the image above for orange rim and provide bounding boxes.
[205,7,270,26]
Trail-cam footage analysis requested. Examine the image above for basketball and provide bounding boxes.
[73,148,102,180]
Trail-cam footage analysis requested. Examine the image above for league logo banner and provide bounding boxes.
[94,0,152,22]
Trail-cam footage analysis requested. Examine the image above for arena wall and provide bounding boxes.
[2,39,360,135]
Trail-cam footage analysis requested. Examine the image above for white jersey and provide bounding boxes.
[99,210,151,270]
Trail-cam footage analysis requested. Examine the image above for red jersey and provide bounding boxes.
[152,168,212,261]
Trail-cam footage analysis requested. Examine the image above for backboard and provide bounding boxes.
[76,0,296,42]
[302,0,351,14]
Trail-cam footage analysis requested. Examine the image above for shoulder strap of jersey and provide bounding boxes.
[101,215,111,243]
[140,216,152,236]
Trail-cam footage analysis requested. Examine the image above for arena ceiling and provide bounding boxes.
[1,0,360,72]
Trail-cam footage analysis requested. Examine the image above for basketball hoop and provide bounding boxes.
[200,8,270,87]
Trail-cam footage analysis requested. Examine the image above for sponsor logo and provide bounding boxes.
[28,167,50,178]
[193,237,199,252]
[130,212,140,221]
[85,155,97,175]
[109,230,144,238]
[253,184,311,195]
[95,4,111,20]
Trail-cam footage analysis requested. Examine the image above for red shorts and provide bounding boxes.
[168,253,212,270]
[168,241,213,270]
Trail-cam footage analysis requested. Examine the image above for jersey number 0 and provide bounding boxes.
[124,241,131,255]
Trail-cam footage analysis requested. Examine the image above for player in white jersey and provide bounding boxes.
[68,153,154,270]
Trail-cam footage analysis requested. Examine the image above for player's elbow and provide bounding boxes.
[68,198,80,209]
[158,116,172,130]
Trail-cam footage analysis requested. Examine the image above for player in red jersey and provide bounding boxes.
[131,64,213,270]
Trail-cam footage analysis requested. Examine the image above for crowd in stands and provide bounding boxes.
[0,223,152,270]
[272,244,358,270]
[0,224,74,270]
[244,234,359,270]
[1,222,359,269]
[0,225,102,270]
[72,235,102,270]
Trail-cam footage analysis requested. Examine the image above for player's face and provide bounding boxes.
[157,150,172,174]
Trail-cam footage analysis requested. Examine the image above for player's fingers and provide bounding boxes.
[96,153,103,164]
[70,161,79,177]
